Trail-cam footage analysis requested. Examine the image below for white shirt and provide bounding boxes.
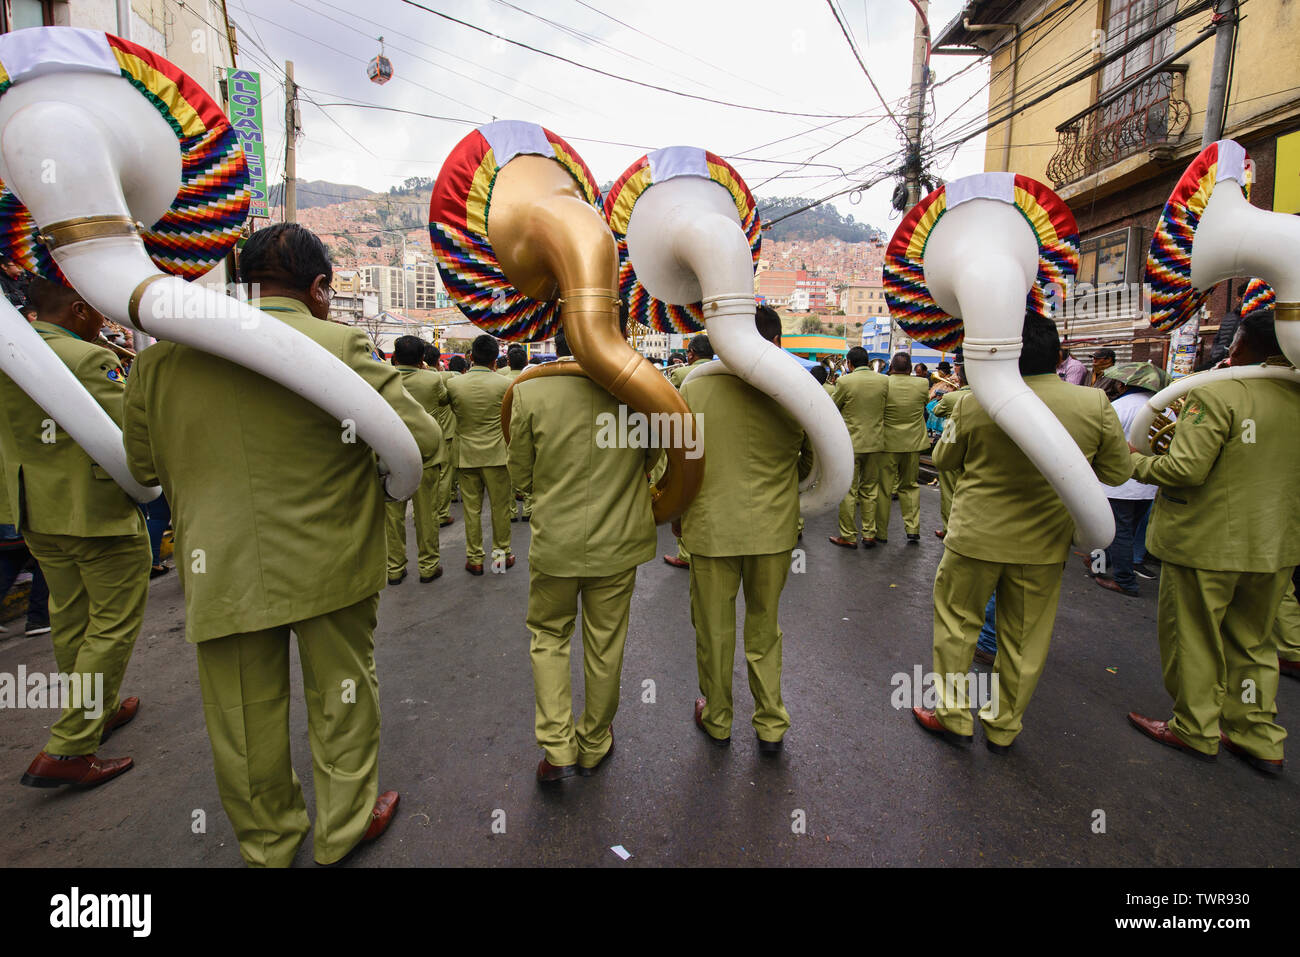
[1103,390,1159,500]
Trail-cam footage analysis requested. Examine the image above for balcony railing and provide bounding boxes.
[1046,67,1190,189]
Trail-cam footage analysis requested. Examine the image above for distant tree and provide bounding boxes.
[799,316,823,334]
[365,235,383,248]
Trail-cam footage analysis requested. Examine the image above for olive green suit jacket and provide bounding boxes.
[1131,365,1300,572]
[430,370,457,441]
[443,366,509,468]
[882,373,931,453]
[670,358,710,389]
[123,297,442,643]
[931,385,969,420]
[0,321,143,537]
[934,373,1131,564]
[508,376,658,578]
[501,367,524,381]
[392,365,446,468]
[680,373,814,557]
[832,367,888,454]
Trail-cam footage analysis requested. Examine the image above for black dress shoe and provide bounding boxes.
[986,738,1013,755]
[861,537,877,549]
[419,567,443,583]
[906,533,920,544]
[757,735,783,755]
[1220,732,1283,775]
[577,732,614,777]
[536,757,576,783]
[911,707,973,746]
[387,569,407,586]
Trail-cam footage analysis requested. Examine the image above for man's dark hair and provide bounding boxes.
[448,355,468,373]
[424,343,441,367]
[846,346,870,369]
[555,329,571,358]
[1237,311,1281,357]
[26,277,83,317]
[688,334,713,360]
[755,304,781,344]
[1020,312,1062,376]
[507,344,527,370]
[1093,348,1116,362]
[889,352,912,373]
[239,222,333,291]
[810,364,828,385]
[392,335,425,366]
[471,334,498,366]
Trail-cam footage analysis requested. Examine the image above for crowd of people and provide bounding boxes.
[2,222,1297,869]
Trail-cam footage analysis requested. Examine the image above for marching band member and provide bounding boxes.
[876,352,931,544]
[1276,579,1300,681]
[1126,312,1300,775]
[501,345,532,522]
[930,361,969,540]
[663,334,715,569]
[913,313,1130,752]
[828,346,888,549]
[680,306,812,752]
[509,330,659,781]
[123,223,441,866]
[385,336,446,585]
[424,344,459,528]
[3,279,150,790]
[441,334,514,575]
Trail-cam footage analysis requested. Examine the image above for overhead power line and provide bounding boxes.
[825,0,907,137]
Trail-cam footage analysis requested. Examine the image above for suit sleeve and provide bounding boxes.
[931,394,969,472]
[344,330,442,464]
[122,350,159,487]
[832,381,847,412]
[1130,386,1228,488]
[1089,393,1134,486]
[796,431,814,482]
[507,385,534,494]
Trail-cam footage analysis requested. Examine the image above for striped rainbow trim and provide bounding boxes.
[1241,277,1275,318]
[603,148,761,335]
[427,121,602,342]
[883,173,1079,352]
[0,27,250,283]
[1145,140,1251,333]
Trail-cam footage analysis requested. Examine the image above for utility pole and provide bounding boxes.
[284,60,299,222]
[904,0,930,208]
[1201,0,1238,147]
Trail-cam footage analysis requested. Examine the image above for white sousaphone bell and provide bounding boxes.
[1132,139,1300,453]
[884,172,1116,550]
[0,27,424,500]
[606,146,854,514]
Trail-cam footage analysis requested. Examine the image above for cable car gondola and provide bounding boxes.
[368,37,393,86]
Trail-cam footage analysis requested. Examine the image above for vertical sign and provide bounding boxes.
[225,69,269,219]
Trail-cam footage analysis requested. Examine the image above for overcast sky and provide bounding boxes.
[227,0,990,233]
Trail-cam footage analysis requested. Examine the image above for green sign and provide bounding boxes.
[225,69,269,219]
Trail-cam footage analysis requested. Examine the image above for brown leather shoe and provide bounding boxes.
[21,751,133,789]
[504,554,516,569]
[911,707,972,746]
[577,730,614,777]
[99,696,139,746]
[1095,576,1139,597]
[1126,712,1215,761]
[828,536,858,549]
[439,517,454,528]
[663,554,689,568]
[934,528,946,539]
[1220,732,1283,776]
[537,756,576,783]
[694,697,729,747]
[1280,657,1300,681]
[465,562,484,576]
[363,790,400,842]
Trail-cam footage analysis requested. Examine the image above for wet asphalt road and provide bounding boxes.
[1,483,1296,868]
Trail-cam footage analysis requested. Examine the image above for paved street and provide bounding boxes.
[2,483,1296,868]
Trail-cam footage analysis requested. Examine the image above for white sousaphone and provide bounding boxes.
[1132,139,1300,453]
[0,27,424,500]
[605,146,854,514]
[883,171,1116,550]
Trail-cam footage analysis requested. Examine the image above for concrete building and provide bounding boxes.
[360,265,407,312]
[840,280,889,320]
[936,0,1300,368]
